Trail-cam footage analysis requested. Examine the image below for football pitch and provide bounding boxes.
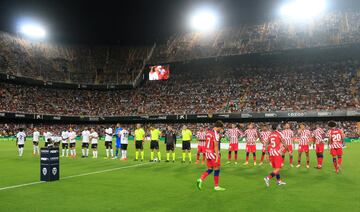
[0,139,359,212]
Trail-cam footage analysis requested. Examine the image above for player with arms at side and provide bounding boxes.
[134,124,145,162]
[89,128,99,159]
[16,128,26,157]
[259,125,271,166]
[181,125,193,163]
[120,126,129,160]
[149,126,162,162]
[32,127,40,156]
[281,123,294,167]
[226,123,244,165]
[313,123,326,169]
[244,123,259,166]
[197,121,226,191]
[81,127,90,158]
[104,126,114,159]
[69,128,77,158]
[296,123,311,168]
[165,126,177,162]
[61,129,69,157]
[114,123,123,159]
[195,127,206,164]
[264,124,288,187]
[327,121,344,173]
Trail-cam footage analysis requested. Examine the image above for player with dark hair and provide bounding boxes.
[296,123,311,168]
[264,124,288,187]
[327,121,344,173]
[226,123,244,165]
[259,125,271,166]
[16,128,26,157]
[195,127,206,164]
[197,120,226,191]
[244,123,259,166]
[281,123,294,167]
[313,123,326,169]
[165,126,177,162]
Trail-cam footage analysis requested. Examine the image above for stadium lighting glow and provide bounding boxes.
[190,9,219,32]
[280,0,326,20]
[18,22,46,39]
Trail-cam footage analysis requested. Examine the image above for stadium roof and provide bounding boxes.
[0,0,358,46]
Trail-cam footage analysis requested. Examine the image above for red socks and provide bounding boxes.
[196,153,200,161]
[214,176,219,187]
[228,151,231,160]
[246,155,249,162]
[290,156,293,164]
[234,152,238,161]
[338,157,342,166]
[260,154,265,162]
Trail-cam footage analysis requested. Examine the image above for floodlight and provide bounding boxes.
[280,0,326,21]
[190,9,219,32]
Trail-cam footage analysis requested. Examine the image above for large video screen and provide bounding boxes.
[149,65,170,81]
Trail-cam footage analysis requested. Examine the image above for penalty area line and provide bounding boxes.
[0,162,153,192]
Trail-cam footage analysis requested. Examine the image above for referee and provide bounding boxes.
[134,124,145,161]
[165,126,177,162]
[181,125,193,163]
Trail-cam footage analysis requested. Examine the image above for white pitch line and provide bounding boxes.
[0,162,152,192]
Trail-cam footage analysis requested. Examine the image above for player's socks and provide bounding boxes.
[214,170,220,187]
[66,149,69,157]
[188,152,192,162]
[86,149,89,157]
[246,152,249,162]
[172,152,175,161]
[157,152,161,161]
[228,151,231,160]
[196,153,200,161]
[115,148,119,157]
[141,151,144,160]
[82,149,85,156]
[253,153,256,162]
[276,173,281,181]
[124,150,127,159]
[150,152,154,161]
[260,153,265,162]
[267,172,275,179]
[106,149,109,158]
[166,153,170,161]
[200,169,213,181]
[182,152,186,161]
[332,158,338,171]
[338,156,342,166]
[33,146,36,154]
[290,156,293,164]
[110,149,114,157]
[235,151,238,161]
[135,151,139,160]
[62,149,65,156]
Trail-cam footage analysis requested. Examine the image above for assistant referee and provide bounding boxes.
[134,124,145,161]
[181,125,193,163]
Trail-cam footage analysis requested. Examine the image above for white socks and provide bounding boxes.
[66,149,69,157]
[18,148,24,156]
[93,150,98,158]
[121,150,127,159]
[82,149,85,156]
[62,149,65,156]
[110,149,114,157]
[106,149,109,157]
[86,149,89,156]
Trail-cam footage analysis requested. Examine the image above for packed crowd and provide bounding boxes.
[0,59,359,116]
[1,121,359,139]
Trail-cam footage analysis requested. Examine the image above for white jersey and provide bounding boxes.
[33,131,40,142]
[68,131,76,143]
[90,132,99,144]
[44,131,52,143]
[120,129,129,144]
[16,132,26,145]
[52,136,62,143]
[61,131,69,143]
[105,128,113,141]
[82,130,90,143]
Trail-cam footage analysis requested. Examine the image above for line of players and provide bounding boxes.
[16,122,344,172]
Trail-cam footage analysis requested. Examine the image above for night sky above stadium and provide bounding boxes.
[0,0,359,46]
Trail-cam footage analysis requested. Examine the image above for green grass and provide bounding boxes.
[0,138,359,212]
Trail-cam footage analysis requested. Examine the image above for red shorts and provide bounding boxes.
[246,144,256,153]
[330,148,343,157]
[229,143,239,151]
[262,146,267,153]
[270,156,282,168]
[298,145,309,153]
[197,146,205,153]
[206,158,221,169]
[282,145,293,154]
[316,143,325,153]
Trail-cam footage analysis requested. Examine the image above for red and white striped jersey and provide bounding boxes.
[268,131,283,156]
[226,128,244,144]
[298,129,311,145]
[260,131,271,144]
[205,130,220,160]
[313,127,325,144]
[244,129,258,145]
[196,131,206,147]
[281,129,294,145]
[327,129,344,149]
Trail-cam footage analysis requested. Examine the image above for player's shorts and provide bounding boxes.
[91,143,98,149]
[246,144,256,153]
[182,141,191,150]
[18,144,24,148]
[282,145,293,154]
[116,140,121,148]
[135,140,143,150]
[330,148,343,157]
[105,141,112,149]
[166,143,175,151]
[82,143,89,148]
[62,143,69,149]
[197,146,205,153]
[270,156,282,168]
[121,144,128,150]
[33,141,39,146]
[229,143,239,151]
[206,158,221,169]
[316,143,325,153]
[150,140,159,150]
[69,143,76,148]
[298,145,309,153]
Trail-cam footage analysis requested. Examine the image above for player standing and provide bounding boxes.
[281,123,294,167]
[259,125,271,166]
[195,127,206,164]
[114,123,123,159]
[81,127,90,158]
[226,123,244,165]
[134,124,145,161]
[149,126,162,162]
[196,121,226,191]
[296,123,311,168]
[16,128,26,157]
[69,128,77,158]
[89,128,99,159]
[104,126,114,159]
[244,123,259,166]
[165,126,177,162]
[313,123,326,169]
[181,125,193,163]
[264,124,288,187]
[119,127,129,160]
[327,121,344,173]
[61,129,69,157]
[43,130,52,147]
[32,128,40,156]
